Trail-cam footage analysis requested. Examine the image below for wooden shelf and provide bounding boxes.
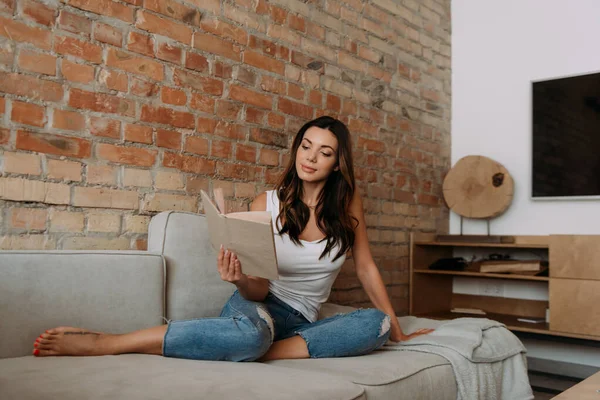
[415,311,600,341]
[414,241,548,249]
[414,269,550,281]
[415,310,551,334]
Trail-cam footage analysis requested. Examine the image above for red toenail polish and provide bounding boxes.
[35,338,40,343]
[34,343,38,348]
[33,349,39,356]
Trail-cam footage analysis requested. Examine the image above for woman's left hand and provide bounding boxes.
[390,328,434,342]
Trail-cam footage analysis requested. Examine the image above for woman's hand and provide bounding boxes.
[217,245,248,288]
[390,328,435,342]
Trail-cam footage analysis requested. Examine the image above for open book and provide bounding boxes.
[200,189,279,280]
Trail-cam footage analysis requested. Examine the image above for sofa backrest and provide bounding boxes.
[148,211,235,321]
[0,251,165,359]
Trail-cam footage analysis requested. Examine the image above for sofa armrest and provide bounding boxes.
[0,251,165,359]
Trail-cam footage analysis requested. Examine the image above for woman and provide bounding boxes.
[33,116,433,361]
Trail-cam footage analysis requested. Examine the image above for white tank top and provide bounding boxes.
[266,190,346,322]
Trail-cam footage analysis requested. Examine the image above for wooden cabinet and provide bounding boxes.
[410,233,600,341]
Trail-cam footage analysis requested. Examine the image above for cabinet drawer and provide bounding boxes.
[550,235,600,280]
[550,279,600,336]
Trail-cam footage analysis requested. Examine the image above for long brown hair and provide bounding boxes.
[275,116,358,261]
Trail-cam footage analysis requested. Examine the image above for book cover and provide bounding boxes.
[479,260,544,273]
[201,189,279,280]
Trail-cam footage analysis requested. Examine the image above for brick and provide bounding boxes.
[49,210,84,232]
[259,148,279,166]
[85,212,121,232]
[0,177,70,205]
[97,143,156,167]
[162,152,215,174]
[144,0,202,26]
[214,122,246,140]
[156,128,181,150]
[20,0,56,26]
[0,40,14,66]
[52,109,85,131]
[0,0,15,13]
[216,100,242,120]
[287,82,305,100]
[72,186,138,209]
[142,193,196,212]
[90,117,121,139]
[267,24,302,47]
[123,123,152,144]
[2,151,41,175]
[155,171,184,190]
[190,93,215,113]
[157,41,183,64]
[278,98,313,119]
[338,51,367,73]
[124,214,150,233]
[58,11,92,36]
[235,182,255,198]
[54,35,102,64]
[61,59,95,84]
[122,168,152,187]
[16,130,91,158]
[216,161,261,181]
[140,105,195,129]
[0,16,51,50]
[127,31,155,57]
[270,5,287,24]
[229,85,272,109]
[267,112,285,129]
[86,164,117,185]
[11,207,47,230]
[184,136,209,156]
[18,49,56,76]
[185,176,209,194]
[99,69,128,92]
[62,237,131,251]
[69,88,135,117]
[184,52,209,72]
[0,127,9,145]
[200,17,247,44]
[193,32,241,61]
[11,101,46,127]
[130,76,158,97]
[326,94,341,111]
[245,107,265,124]
[66,0,134,23]
[358,46,382,64]
[94,22,123,46]
[235,144,256,163]
[47,159,82,181]
[0,72,63,102]
[309,90,322,106]
[213,61,232,79]
[185,0,219,13]
[161,87,187,106]
[244,50,284,75]
[250,128,287,148]
[173,69,223,95]
[106,48,164,81]
[210,140,231,158]
[136,10,192,45]
[260,76,286,95]
[196,117,217,133]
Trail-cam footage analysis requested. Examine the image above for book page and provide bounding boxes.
[226,211,271,224]
[201,190,279,280]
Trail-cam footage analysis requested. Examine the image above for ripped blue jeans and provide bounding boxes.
[162,291,391,362]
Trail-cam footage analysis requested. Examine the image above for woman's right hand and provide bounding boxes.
[217,245,248,287]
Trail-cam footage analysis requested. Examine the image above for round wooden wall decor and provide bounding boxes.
[442,155,514,219]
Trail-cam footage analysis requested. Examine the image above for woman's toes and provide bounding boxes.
[36,348,58,357]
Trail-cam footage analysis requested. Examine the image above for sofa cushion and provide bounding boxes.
[0,251,165,359]
[148,211,235,321]
[0,354,366,400]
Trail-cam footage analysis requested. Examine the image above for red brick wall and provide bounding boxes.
[0,0,450,312]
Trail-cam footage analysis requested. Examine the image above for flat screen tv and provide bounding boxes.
[532,71,600,199]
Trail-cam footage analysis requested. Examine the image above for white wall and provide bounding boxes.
[451,0,600,372]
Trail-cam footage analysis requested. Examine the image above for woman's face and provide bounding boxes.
[295,126,339,183]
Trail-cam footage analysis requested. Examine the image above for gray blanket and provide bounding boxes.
[384,316,534,400]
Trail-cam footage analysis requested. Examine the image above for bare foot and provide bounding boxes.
[33,326,114,357]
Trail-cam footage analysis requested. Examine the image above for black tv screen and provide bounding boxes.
[532,71,600,198]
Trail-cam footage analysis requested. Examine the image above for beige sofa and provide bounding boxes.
[0,211,456,400]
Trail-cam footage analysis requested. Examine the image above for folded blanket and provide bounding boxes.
[383,316,534,400]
